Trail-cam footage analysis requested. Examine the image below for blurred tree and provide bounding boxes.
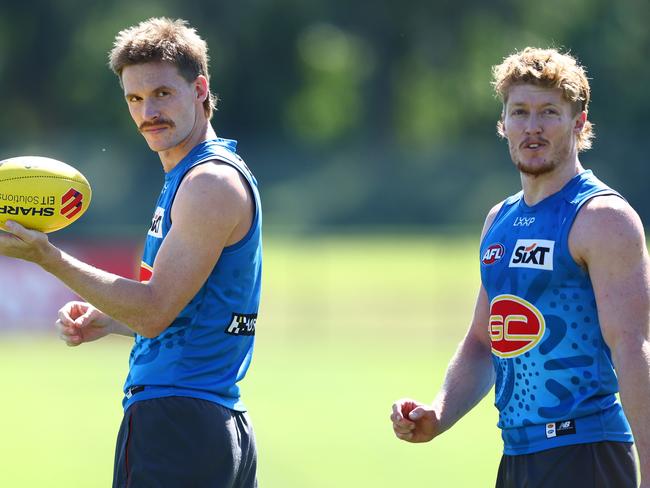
[0,0,647,233]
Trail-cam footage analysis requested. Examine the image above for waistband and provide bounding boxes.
[122,385,246,413]
[501,403,633,455]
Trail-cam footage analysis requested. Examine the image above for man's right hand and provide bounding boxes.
[390,398,441,443]
[56,301,113,346]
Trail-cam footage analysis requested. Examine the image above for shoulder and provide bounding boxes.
[480,200,507,240]
[183,160,248,192]
[570,194,646,267]
[180,161,251,204]
[172,161,252,224]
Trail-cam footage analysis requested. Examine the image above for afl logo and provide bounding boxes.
[489,294,546,358]
[482,243,505,265]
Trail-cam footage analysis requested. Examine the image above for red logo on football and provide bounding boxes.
[489,294,545,358]
[61,188,83,219]
[482,243,505,265]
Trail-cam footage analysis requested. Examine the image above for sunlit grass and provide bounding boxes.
[0,234,501,487]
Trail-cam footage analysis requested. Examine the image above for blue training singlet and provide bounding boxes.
[123,138,262,412]
[480,170,633,455]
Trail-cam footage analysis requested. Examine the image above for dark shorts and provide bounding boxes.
[495,441,637,488]
[113,396,257,488]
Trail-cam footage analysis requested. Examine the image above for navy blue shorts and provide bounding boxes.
[112,396,257,488]
[495,441,637,488]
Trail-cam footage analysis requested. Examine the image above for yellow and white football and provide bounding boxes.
[0,156,92,233]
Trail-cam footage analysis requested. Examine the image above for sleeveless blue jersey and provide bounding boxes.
[480,170,632,455]
[123,138,262,412]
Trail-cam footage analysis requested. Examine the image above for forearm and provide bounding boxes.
[433,333,495,433]
[614,339,650,482]
[41,246,158,336]
[107,317,136,337]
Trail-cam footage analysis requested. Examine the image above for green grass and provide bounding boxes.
[0,234,502,487]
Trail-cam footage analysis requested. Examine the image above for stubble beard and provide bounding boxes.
[514,157,559,177]
[510,139,572,178]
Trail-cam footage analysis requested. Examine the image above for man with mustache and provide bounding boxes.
[0,18,261,487]
[391,47,650,487]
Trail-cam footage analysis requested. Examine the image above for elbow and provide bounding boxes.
[137,325,167,339]
[127,288,177,338]
[131,314,174,339]
[610,335,650,366]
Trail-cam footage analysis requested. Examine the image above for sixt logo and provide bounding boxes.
[147,207,165,238]
[482,243,505,265]
[0,206,55,216]
[61,188,84,219]
[509,239,554,270]
[489,294,546,358]
[225,313,257,336]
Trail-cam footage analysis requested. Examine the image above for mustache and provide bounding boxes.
[520,137,549,148]
[139,119,175,131]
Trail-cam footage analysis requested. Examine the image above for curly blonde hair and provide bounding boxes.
[109,17,217,119]
[492,47,593,151]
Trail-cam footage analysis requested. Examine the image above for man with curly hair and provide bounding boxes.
[391,47,649,487]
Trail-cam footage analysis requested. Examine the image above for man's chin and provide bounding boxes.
[142,137,172,153]
[516,159,557,177]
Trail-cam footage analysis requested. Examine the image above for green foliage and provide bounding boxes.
[286,23,374,144]
[1,0,648,231]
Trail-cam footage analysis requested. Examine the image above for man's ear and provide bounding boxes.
[195,75,209,103]
[574,111,587,133]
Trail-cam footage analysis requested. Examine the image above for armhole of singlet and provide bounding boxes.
[563,190,624,269]
[167,158,259,251]
[481,195,519,246]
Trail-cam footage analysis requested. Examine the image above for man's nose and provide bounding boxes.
[525,114,542,134]
[142,99,160,121]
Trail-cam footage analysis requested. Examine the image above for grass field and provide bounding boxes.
[0,234,503,487]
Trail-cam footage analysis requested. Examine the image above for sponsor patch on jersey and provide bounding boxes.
[489,294,546,358]
[225,313,257,336]
[513,216,535,227]
[482,243,506,265]
[147,206,165,238]
[508,239,554,270]
[545,419,576,438]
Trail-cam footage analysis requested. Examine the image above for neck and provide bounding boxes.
[521,156,584,206]
[159,121,217,173]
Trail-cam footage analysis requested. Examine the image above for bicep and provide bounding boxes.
[466,285,492,350]
[574,199,650,348]
[145,168,248,329]
[464,202,503,349]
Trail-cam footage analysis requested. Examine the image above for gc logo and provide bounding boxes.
[489,294,546,358]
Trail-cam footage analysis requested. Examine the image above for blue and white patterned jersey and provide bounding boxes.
[480,170,632,455]
[123,138,262,412]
